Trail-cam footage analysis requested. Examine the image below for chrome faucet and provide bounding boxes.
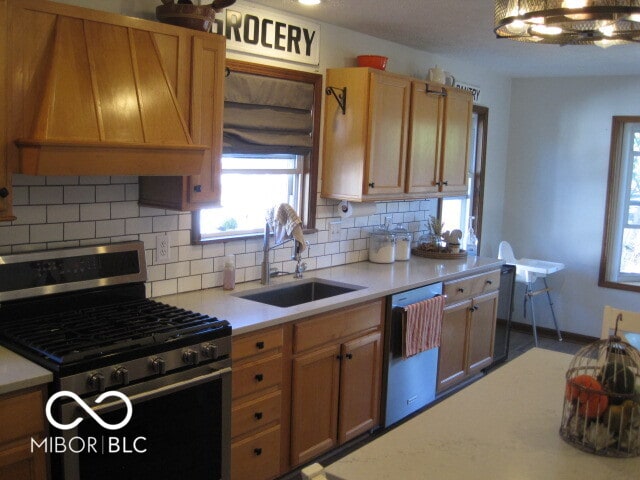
[261,222,304,285]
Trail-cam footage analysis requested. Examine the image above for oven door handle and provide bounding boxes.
[89,366,231,415]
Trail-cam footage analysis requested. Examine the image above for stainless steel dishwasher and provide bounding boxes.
[383,282,442,427]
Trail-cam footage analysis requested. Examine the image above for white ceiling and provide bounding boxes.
[248,0,640,77]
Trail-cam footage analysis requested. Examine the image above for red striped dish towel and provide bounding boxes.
[402,295,445,359]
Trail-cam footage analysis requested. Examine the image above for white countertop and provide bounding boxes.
[156,256,503,335]
[0,346,53,396]
[324,348,640,480]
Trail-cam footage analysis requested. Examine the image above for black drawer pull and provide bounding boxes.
[254,448,262,456]
[256,341,265,350]
[486,280,493,285]
[254,411,263,420]
[346,353,353,360]
[457,288,464,293]
[255,373,264,382]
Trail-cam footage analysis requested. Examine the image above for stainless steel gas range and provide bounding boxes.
[0,241,231,480]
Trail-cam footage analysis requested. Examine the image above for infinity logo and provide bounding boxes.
[45,391,133,431]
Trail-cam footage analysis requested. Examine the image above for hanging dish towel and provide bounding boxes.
[267,203,306,251]
[402,295,445,359]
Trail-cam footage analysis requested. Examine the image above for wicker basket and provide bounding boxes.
[156,1,225,32]
[559,335,640,457]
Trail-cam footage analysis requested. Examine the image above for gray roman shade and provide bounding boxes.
[223,71,314,155]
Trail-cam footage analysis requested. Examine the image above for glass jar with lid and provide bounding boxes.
[391,225,412,261]
[369,227,396,263]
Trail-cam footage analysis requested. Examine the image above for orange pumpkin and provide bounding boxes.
[566,374,609,418]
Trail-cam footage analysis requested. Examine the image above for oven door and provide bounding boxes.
[54,363,231,480]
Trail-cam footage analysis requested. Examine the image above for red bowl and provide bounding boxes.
[357,55,388,70]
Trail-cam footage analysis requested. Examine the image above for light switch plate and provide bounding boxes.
[328,221,341,242]
[156,233,170,263]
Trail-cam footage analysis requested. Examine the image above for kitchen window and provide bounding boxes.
[600,116,640,291]
[440,106,488,251]
[194,60,321,242]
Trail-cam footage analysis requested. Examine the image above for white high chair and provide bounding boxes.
[498,241,564,346]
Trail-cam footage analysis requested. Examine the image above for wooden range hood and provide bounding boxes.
[15,15,207,176]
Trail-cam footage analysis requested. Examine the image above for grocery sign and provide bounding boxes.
[212,0,320,66]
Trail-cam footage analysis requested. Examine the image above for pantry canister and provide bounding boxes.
[392,225,411,261]
[369,227,395,263]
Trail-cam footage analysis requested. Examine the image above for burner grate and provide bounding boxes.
[0,299,225,364]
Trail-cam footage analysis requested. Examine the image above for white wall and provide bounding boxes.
[504,76,640,337]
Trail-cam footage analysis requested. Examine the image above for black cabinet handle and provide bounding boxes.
[457,288,464,293]
[346,353,353,360]
[254,448,262,456]
[255,373,264,382]
[256,341,265,350]
[336,355,342,360]
[193,185,202,193]
[0,187,8,198]
[486,280,493,285]
[442,180,449,186]
[368,182,375,188]
[254,412,263,420]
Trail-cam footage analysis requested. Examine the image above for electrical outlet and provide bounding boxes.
[156,234,170,263]
[328,221,341,242]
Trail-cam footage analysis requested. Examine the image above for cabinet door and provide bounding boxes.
[365,72,410,197]
[439,87,472,195]
[188,35,224,206]
[437,299,472,393]
[338,332,382,444]
[467,291,499,375]
[0,441,47,480]
[405,82,441,194]
[290,344,341,466]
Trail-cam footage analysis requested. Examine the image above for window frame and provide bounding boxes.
[192,59,322,244]
[599,115,640,292]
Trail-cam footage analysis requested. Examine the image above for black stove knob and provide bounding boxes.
[202,343,218,359]
[151,357,167,375]
[183,349,199,365]
[88,372,106,392]
[113,367,130,386]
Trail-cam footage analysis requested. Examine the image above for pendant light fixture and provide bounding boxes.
[494,0,640,47]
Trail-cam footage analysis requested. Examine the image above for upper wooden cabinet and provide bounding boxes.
[406,82,473,196]
[139,33,225,210]
[322,68,473,201]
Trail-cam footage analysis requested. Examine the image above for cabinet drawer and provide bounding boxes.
[231,425,281,480]
[233,327,283,362]
[232,390,281,438]
[443,269,500,303]
[294,300,384,353]
[232,354,282,400]
[0,389,45,445]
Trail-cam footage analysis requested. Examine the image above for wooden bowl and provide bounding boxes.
[156,3,217,32]
[357,55,388,70]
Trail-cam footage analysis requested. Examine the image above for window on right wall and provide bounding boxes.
[599,116,640,292]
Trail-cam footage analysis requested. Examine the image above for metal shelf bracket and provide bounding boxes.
[326,86,347,114]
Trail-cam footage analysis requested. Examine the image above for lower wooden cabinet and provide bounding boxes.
[0,387,48,480]
[437,270,500,393]
[290,300,384,466]
[231,326,286,480]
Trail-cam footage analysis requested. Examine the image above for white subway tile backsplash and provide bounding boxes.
[30,223,63,243]
[80,203,111,221]
[64,222,96,240]
[48,205,79,223]
[6,176,438,298]
[125,217,153,235]
[64,186,95,204]
[96,185,125,203]
[111,201,139,219]
[95,220,125,238]
[0,225,29,246]
[12,206,47,225]
[30,186,63,205]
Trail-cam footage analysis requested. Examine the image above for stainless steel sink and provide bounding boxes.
[234,278,365,308]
